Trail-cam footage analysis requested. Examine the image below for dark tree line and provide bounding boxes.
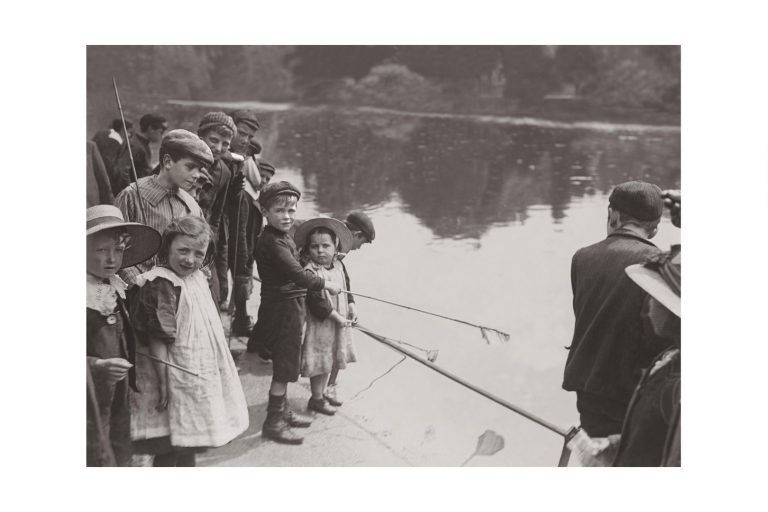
[87,45,679,134]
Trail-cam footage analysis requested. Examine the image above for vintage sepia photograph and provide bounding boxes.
[85,44,682,468]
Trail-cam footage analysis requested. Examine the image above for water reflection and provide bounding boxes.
[266,110,680,239]
[166,105,679,241]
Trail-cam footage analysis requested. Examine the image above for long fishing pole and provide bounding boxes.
[227,188,242,347]
[342,290,510,342]
[136,351,200,377]
[112,76,146,223]
[251,275,509,342]
[354,324,564,437]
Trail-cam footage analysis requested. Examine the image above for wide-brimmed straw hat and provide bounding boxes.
[86,205,162,268]
[293,217,353,254]
[625,245,681,317]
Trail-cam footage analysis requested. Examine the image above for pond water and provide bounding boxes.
[170,104,681,465]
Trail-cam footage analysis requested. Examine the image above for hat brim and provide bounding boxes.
[87,222,162,269]
[293,217,353,255]
[625,264,681,317]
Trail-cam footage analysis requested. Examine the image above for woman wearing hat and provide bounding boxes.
[612,246,681,466]
[86,205,161,466]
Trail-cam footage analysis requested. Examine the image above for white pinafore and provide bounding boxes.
[130,267,248,447]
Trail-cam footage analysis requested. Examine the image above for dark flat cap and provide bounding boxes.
[197,111,237,137]
[257,160,276,176]
[230,109,261,131]
[346,211,375,241]
[609,181,664,221]
[161,129,214,167]
[259,181,301,206]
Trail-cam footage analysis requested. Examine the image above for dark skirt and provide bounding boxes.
[87,378,132,466]
[248,297,305,383]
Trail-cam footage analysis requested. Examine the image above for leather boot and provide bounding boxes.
[308,396,337,416]
[262,394,303,444]
[282,395,312,428]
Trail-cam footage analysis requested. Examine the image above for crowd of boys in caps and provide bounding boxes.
[86,110,378,463]
[87,112,678,466]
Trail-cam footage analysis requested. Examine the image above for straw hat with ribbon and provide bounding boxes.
[625,245,681,317]
[86,205,162,268]
[293,217,353,255]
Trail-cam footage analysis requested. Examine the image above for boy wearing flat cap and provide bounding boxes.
[196,112,238,307]
[115,129,212,286]
[563,181,671,439]
[248,181,342,444]
[223,109,264,332]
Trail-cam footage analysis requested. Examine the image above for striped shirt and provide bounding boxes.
[115,174,203,285]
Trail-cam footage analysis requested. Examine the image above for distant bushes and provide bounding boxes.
[332,63,448,111]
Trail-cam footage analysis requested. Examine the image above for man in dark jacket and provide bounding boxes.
[563,181,669,437]
[112,113,167,194]
[92,119,133,184]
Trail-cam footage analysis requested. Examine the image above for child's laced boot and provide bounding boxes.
[308,396,337,416]
[263,393,303,444]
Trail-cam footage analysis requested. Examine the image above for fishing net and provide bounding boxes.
[461,429,506,466]
[480,327,511,345]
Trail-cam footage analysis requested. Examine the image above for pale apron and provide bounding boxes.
[301,261,357,377]
[130,267,248,447]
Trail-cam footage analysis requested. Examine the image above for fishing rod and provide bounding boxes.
[341,290,510,343]
[251,275,509,343]
[354,324,562,436]
[112,77,146,223]
[136,351,200,377]
[354,324,578,466]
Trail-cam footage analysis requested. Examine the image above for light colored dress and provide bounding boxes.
[301,260,356,378]
[130,266,248,448]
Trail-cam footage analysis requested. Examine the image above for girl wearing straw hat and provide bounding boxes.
[86,205,161,466]
[295,217,356,415]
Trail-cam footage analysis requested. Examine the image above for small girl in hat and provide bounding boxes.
[295,217,357,415]
[130,215,248,466]
[86,205,161,466]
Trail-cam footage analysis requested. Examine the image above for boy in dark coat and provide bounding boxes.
[222,109,262,330]
[248,181,342,444]
[196,112,237,307]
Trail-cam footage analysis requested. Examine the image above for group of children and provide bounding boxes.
[86,110,377,465]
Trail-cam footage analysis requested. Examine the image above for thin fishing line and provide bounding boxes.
[348,355,407,402]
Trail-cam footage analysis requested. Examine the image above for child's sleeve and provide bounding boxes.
[131,278,181,345]
[306,271,333,320]
[271,238,325,290]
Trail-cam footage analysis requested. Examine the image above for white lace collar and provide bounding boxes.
[86,274,128,316]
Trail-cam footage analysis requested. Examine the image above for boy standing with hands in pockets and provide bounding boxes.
[248,181,342,444]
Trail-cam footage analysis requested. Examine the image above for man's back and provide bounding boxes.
[563,229,662,403]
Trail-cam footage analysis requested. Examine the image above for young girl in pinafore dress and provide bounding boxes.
[295,218,356,416]
[130,215,248,466]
